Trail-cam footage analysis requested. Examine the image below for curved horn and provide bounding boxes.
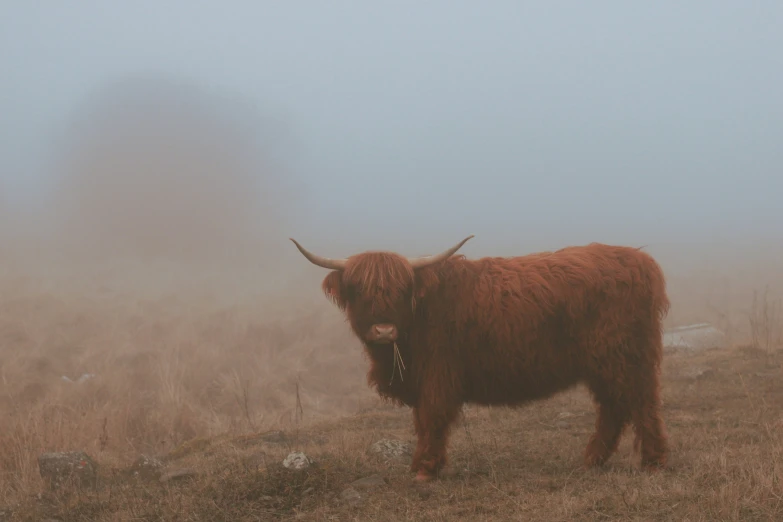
[408,235,474,269]
[289,238,348,270]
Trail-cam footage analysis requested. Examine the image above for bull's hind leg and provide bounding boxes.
[584,381,631,467]
[627,325,669,471]
[629,367,668,470]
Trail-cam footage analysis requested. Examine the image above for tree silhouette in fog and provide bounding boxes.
[55,75,298,264]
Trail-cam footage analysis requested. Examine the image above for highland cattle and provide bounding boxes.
[290,235,670,481]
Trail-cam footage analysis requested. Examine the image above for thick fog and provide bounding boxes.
[3,2,781,250]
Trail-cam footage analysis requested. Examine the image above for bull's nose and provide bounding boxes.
[374,325,395,336]
[370,324,398,342]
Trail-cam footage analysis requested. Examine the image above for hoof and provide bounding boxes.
[641,461,667,473]
[413,470,436,483]
[583,455,609,469]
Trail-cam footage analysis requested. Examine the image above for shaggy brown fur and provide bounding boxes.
[306,242,670,481]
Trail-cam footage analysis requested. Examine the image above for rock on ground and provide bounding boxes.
[129,454,164,481]
[664,323,727,354]
[38,451,98,490]
[282,452,313,470]
[370,439,412,460]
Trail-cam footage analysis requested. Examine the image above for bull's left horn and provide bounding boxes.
[289,238,348,270]
[408,235,474,269]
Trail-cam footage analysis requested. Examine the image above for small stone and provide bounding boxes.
[160,468,198,483]
[282,452,313,470]
[350,474,386,491]
[554,420,569,429]
[340,486,363,506]
[130,454,164,480]
[370,439,412,460]
[38,451,98,490]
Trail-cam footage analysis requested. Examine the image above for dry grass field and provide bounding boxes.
[0,250,781,521]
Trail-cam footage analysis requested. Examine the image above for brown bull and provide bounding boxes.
[291,235,670,481]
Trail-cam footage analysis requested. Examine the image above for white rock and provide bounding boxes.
[664,323,727,354]
[370,439,412,460]
[282,452,313,470]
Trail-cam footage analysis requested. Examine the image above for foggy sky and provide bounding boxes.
[2,2,782,255]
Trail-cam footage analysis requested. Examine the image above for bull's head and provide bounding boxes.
[290,236,473,346]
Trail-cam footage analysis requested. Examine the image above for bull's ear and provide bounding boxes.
[414,268,440,299]
[322,271,347,310]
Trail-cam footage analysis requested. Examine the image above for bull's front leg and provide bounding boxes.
[410,399,461,481]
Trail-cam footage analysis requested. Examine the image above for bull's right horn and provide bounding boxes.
[408,235,474,269]
[289,238,348,270]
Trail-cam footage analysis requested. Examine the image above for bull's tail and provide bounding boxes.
[640,250,671,324]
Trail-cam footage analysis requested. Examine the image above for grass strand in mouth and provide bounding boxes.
[390,341,406,384]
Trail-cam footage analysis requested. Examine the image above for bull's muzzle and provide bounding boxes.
[367,324,398,344]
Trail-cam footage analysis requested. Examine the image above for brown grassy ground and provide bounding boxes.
[1,256,781,521]
[3,344,783,521]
